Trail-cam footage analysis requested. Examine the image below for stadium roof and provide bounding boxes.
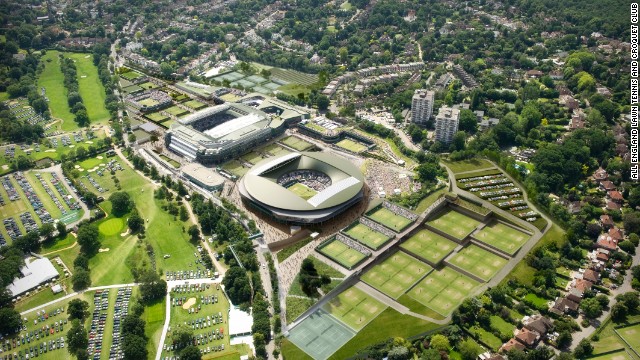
[182,163,225,188]
[242,151,364,211]
[8,257,59,297]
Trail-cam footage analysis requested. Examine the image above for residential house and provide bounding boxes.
[608,190,624,203]
[599,215,614,229]
[500,338,526,352]
[607,201,622,211]
[608,227,624,242]
[523,315,553,336]
[515,328,541,347]
[526,69,544,78]
[550,297,579,315]
[583,269,600,284]
[600,181,616,191]
[592,168,609,183]
[596,233,618,252]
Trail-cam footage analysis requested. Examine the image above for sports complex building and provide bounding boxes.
[165,96,309,164]
[238,152,365,224]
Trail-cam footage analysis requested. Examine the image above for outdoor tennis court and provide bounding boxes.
[400,229,458,265]
[473,221,530,255]
[447,244,508,282]
[280,136,315,151]
[288,309,356,360]
[407,267,481,316]
[317,238,368,269]
[367,207,413,232]
[322,286,387,331]
[361,250,432,299]
[427,208,481,240]
[336,138,368,153]
[344,223,392,250]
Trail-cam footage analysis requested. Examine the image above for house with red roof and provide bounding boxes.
[599,215,614,229]
[608,190,624,203]
[600,181,616,191]
[596,234,618,251]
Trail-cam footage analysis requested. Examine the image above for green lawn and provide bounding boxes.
[415,188,447,213]
[165,105,189,117]
[473,221,530,256]
[322,286,387,331]
[42,233,76,252]
[241,151,266,165]
[159,154,181,168]
[67,53,110,125]
[367,207,413,232]
[344,223,392,250]
[443,158,495,174]
[280,136,315,151]
[285,296,316,323]
[468,326,502,351]
[361,250,431,299]
[400,229,458,265]
[287,182,317,200]
[277,236,313,263]
[427,208,480,241]
[447,245,508,282]
[277,84,312,97]
[146,111,171,123]
[523,293,549,308]
[328,308,442,360]
[317,238,368,269]
[38,51,76,131]
[184,100,206,110]
[336,139,368,153]
[143,298,166,358]
[282,339,313,360]
[490,315,515,338]
[617,323,640,352]
[406,267,481,316]
[221,160,249,178]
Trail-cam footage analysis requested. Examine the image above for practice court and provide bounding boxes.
[288,309,356,360]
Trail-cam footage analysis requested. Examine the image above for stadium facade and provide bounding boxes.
[238,152,365,224]
[165,96,309,164]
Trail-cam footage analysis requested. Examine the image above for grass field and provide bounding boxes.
[474,221,530,256]
[427,209,480,240]
[66,53,110,125]
[241,151,266,165]
[145,111,170,123]
[400,229,458,265]
[443,158,495,174]
[286,296,316,323]
[336,139,368,153]
[617,324,640,352]
[261,143,291,157]
[287,182,317,200]
[184,100,207,110]
[323,286,387,331]
[588,351,633,360]
[120,70,143,80]
[143,298,165,357]
[270,68,319,86]
[447,245,508,282]
[288,309,356,360]
[317,238,368,269]
[367,207,413,232]
[344,223,392,250]
[280,136,315,151]
[138,81,159,90]
[221,160,249,178]
[468,325,502,351]
[38,51,76,130]
[98,218,125,237]
[164,105,189,117]
[361,250,431,299]
[277,236,313,263]
[406,267,481,316]
[277,83,312,97]
[490,315,515,338]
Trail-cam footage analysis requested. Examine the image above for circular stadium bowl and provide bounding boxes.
[239,151,365,224]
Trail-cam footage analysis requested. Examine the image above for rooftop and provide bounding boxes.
[8,256,59,297]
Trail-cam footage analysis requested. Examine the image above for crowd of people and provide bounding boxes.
[357,217,397,238]
[382,201,418,221]
[364,160,413,200]
[335,233,371,256]
[277,170,332,192]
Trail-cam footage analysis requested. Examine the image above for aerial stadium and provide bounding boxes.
[165,97,308,164]
[238,152,365,224]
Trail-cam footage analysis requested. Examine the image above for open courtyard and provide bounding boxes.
[473,221,530,256]
[322,286,387,331]
[427,208,481,241]
[400,229,458,265]
[447,245,509,282]
[361,250,432,299]
[406,267,481,316]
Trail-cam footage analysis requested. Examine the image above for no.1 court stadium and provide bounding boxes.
[361,250,432,299]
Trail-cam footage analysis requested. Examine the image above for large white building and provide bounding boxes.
[411,90,435,125]
[435,106,460,144]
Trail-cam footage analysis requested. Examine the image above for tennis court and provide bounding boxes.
[322,286,387,331]
[317,238,368,269]
[262,143,290,156]
[241,151,265,165]
[336,138,368,153]
[400,229,458,265]
[367,207,413,232]
[280,136,315,151]
[344,223,392,250]
[407,267,481,316]
[473,221,530,255]
[288,309,356,360]
[288,182,317,200]
[427,208,480,240]
[447,244,508,282]
[361,250,432,299]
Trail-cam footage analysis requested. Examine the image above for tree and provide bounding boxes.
[458,109,478,134]
[421,348,442,360]
[619,240,636,255]
[74,109,89,127]
[452,131,466,151]
[556,330,572,349]
[299,258,330,296]
[520,103,542,135]
[615,292,639,312]
[574,339,593,359]
[624,212,640,235]
[0,308,22,335]
[581,297,603,319]
[67,299,89,321]
[67,320,88,355]
[128,208,144,233]
[77,223,100,255]
[76,349,90,360]
[458,339,482,360]
[72,269,91,291]
[222,267,252,304]
[416,163,441,182]
[316,95,330,111]
[139,270,167,303]
[429,334,450,351]
[74,254,89,270]
[179,206,189,222]
[388,346,410,360]
[180,345,202,360]
[188,225,200,243]
[121,314,146,337]
[57,221,67,238]
[122,334,148,360]
[109,192,132,217]
[160,62,174,77]
[39,222,55,240]
[611,303,628,323]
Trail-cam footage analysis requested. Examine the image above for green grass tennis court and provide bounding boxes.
[288,182,317,200]
[280,136,315,151]
[400,229,458,265]
[184,100,207,110]
[287,309,356,360]
[317,238,368,269]
[367,207,413,232]
[407,267,481,316]
[241,151,266,165]
[473,221,530,256]
[261,143,290,156]
[427,208,480,240]
[164,106,189,117]
[322,286,387,331]
[617,323,640,352]
[221,160,249,178]
[361,250,432,299]
[344,223,392,250]
[447,245,508,282]
[336,138,367,153]
[145,112,170,123]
